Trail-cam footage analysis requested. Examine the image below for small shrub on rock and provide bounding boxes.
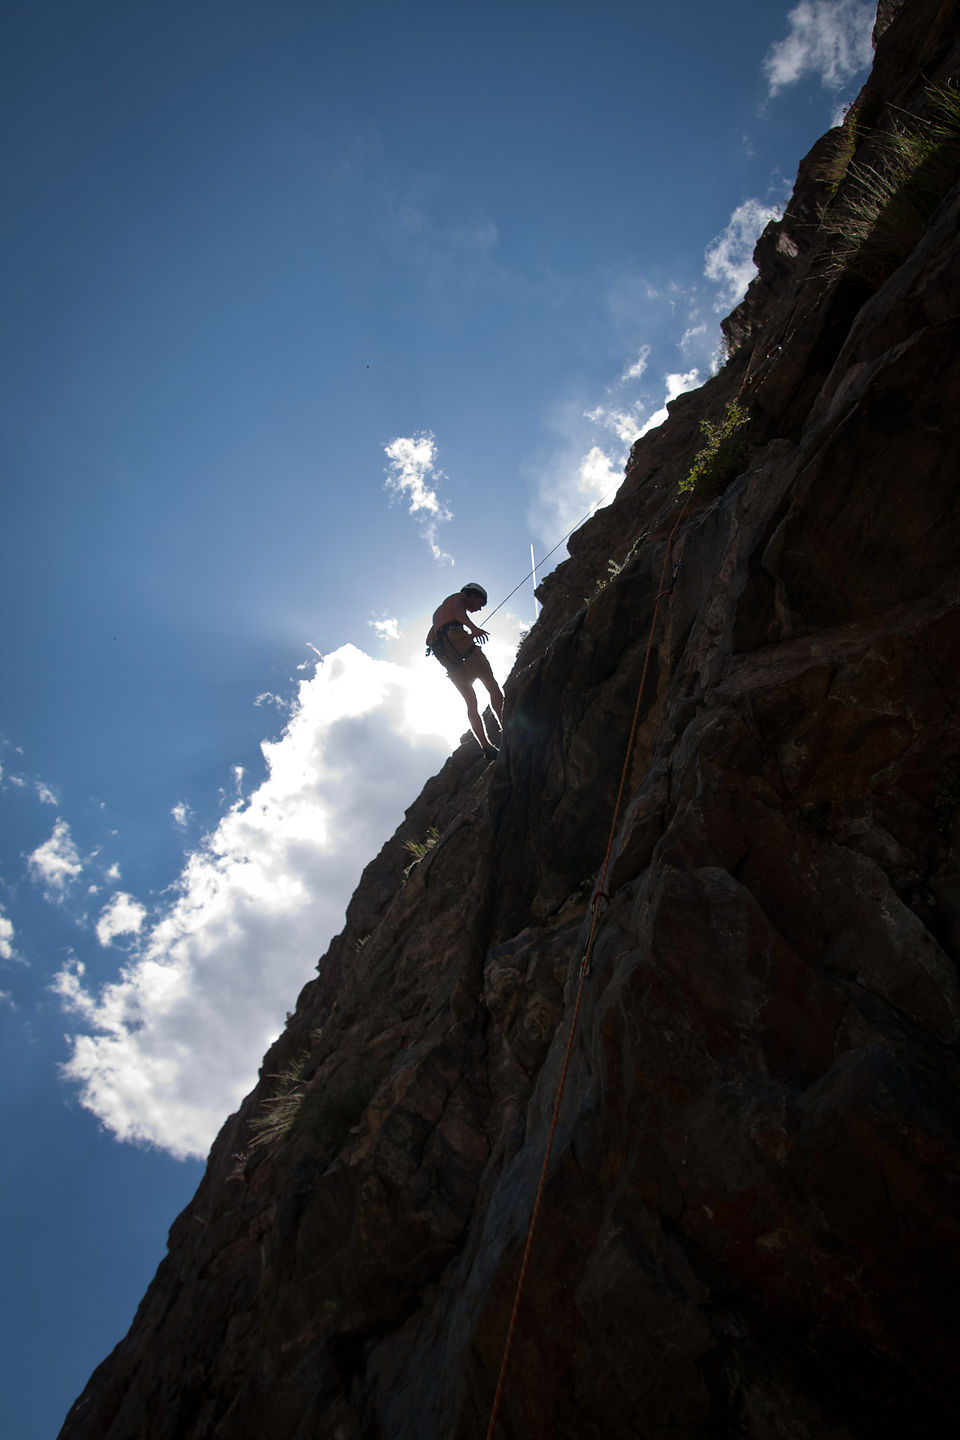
[679,399,751,495]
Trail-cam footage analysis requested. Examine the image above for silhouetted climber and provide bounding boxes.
[426,583,504,761]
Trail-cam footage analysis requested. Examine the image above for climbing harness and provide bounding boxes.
[427,621,475,672]
[484,492,693,1440]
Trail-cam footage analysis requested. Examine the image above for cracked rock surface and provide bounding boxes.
[60,3,960,1436]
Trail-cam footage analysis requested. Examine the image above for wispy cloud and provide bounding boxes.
[26,819,83,901]
[680,323,707,350]
[528,3,864,582]
[704,197,785,307]
[171,802,193,831]
[529,305,720,553]
[620,346,651,382]
[584,402,649,447]
[525,397,621,552]
[253,692,288,713]
[763,0,875,98]
[383,431,454,563]
[51,624,523,1159]
[95,893,147,947]
[321,127,500,288]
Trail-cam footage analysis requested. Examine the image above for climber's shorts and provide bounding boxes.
[434,645,495,705]
[447,646,496,704]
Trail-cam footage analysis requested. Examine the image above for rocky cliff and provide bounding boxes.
[60,3,960,1436]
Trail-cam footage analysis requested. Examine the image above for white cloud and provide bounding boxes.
[253,692,288,713]
[585,403,648,447]
[526,186,781,565]
[36,781,57,805]
[526,394,626,554]
[383,431,454,563]
[636,368,703,439]
[369,614,401,643]
[680,323,708,350]
[52,626,523,1160]
[26,819,83,900]
[96,892,148,946]
[171,802,193,831]
[620,346,651,382]
[0,909,16,962]
[704,198,785,307]
[105,861,122,882]
[763,0,875,97]
[666,368,701,401]
[578,446,623,501]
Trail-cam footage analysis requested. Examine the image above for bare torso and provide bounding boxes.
[427,593,471,645]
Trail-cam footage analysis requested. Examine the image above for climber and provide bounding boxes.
[426,583,504,761]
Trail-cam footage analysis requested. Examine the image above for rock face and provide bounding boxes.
[60,5,960,1438]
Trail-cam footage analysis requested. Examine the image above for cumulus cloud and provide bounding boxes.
[704,198,785,307]
[635,368,703,439]
[51,626,522,1159]
[96,892,148,947]
[578,446,623,501]
[0,909,16,962]
[27,819,83,900]
[36,781,57,805]
[763,0,875,97]
[383,431,454,563]
[369,615,401,643]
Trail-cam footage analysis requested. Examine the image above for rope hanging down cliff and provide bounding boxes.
[484,493,692,1440]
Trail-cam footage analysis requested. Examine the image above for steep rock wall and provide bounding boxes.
[61,4,960,1437]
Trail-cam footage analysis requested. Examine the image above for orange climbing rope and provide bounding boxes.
[484,493,693,1440]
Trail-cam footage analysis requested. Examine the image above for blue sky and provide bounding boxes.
[0,2,877,1434]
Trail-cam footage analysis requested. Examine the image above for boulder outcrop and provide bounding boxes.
[60,4,960,1436]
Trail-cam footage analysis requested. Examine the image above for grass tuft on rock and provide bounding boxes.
[248,1053,310,1152]
[822,81,960,286]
